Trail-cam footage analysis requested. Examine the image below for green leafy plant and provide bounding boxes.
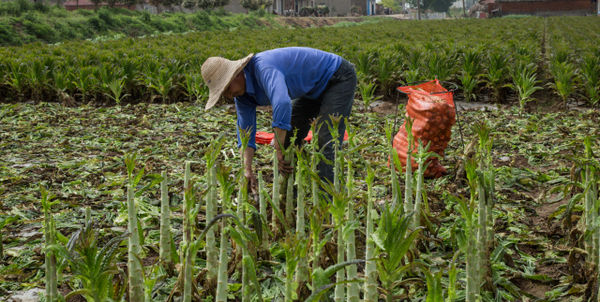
[104,78,129,105]
[506,63,542,114]
[485,52,508,102]
[358,80,382,112]
[0,216,17,259]
[579,55,600,107]
[372,206,423,302]
[549,61,576,109]
[49,223,127,302]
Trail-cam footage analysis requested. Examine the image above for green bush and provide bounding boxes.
[47,5,69,18]
[193,10,212,30]
[98,7,114,26]
[23,19,57,43]
[76,9,94,17]
[33,1,50,13]
[140,10,151,22]
[0,21,21,46]
[214,7,227,16]
[87,16,107,31]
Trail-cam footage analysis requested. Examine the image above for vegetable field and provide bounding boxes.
[1,16,600,302]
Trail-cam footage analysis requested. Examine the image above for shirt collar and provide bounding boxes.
[243,69,255,96]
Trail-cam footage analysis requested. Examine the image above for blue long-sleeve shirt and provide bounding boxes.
[235,47,342,149]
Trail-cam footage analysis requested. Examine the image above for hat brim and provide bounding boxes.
[204,53,254,111]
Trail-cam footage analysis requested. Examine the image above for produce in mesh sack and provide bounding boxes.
[393,80,456,178]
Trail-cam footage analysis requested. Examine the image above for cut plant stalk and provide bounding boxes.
[215,163,237,302]
[385,122,401,208]
[205,134,225,288]
[345,141,359,302]
[238,128,251,302]
[159,171,172,270]
[272,148,281,235]
[364,164,377,302]
[405,119,416,214]
[412,140,439,233]
[453,158,481,302]
[84,207,91,228]
[123,152,162,302]
[295,150,309,287]
[126,184,144,302]
[41,186,58,302]
[258,171,269,254]
[182,162,193,302]
[285,144,295,228]
[327,114,347,302]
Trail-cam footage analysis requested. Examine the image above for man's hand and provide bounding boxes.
[276,149,293,177]
[273,127,293,177]
[242,147,257,195]
[244,168,258,195]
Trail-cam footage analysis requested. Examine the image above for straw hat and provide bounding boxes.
[201,53,254,111]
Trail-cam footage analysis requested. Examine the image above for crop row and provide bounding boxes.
[0,18,551,105]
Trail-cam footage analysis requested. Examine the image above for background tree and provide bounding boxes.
[148,0,166,13]
[122,0,139,9]
[90,0,103,10]
[214,0,230,7]
[197,0,213,10]
[258,0,273,10]
[183,0,198,10]
[408,0,453,12]
[106,0,119,8]
[381,0,401,12]
[240,0,259,10]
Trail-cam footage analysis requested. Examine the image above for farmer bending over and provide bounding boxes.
[202,47,357,193]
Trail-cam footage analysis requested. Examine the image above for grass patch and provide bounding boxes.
[0,4,301,46]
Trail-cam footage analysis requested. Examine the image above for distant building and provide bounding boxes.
[485,0,595,17]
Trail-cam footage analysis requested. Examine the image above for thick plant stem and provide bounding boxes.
[183,162,193,302]
[207,164,218,282]
[346,160,359,302]
[364,167,377,302]
[389,145,400,208]
[127,185,144,302]
[216,164,233,302]
[333,141,345,302]
[215,223,229,302]
[272,150,280,234]
[404,120,415,215]
[239,192,250,302]
[335,214,346,302]
[42,189,57,302]
[385,279,393,302]
[285,151,295,228]
[413,155,424,231]
[285,263,294,302]
[84,207,91,228]
[477,172,488,284]
[385,122,401,208]
[486,172,495,251]
[159,171,172,265]
[466,236,479,302]
[258,171,269,252]
[296,161,308,284]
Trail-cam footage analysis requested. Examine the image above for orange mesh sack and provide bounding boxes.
[393,80,456,178]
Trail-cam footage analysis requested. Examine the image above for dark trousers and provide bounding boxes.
[284,58,357,184]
